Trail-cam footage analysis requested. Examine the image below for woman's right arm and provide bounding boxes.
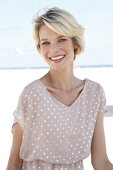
[6,123,23,170]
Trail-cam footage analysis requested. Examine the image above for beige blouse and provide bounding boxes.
[13,78,107,170]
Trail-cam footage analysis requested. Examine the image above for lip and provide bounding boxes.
[51,56,65,63]
[49,55,65,63]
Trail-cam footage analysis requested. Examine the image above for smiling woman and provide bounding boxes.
[6,7,113,170]
[38,25,77,70]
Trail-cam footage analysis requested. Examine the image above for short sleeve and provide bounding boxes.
[97,85,108,113]
[13,87,28,131]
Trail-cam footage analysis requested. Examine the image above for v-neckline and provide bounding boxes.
[38,78,88,109]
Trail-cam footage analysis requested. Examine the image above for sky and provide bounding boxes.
[0,0,113,68]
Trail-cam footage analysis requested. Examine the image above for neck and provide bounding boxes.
[47,65,76,91]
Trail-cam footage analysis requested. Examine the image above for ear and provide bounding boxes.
[73,43,79,50]
[74,43,80,55]
[36,45,41,53]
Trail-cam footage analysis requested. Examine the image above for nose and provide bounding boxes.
[50,43,59,52]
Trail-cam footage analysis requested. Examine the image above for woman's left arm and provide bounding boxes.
[91,112,113,170]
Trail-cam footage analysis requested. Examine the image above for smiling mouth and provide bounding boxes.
[49,55,65,61]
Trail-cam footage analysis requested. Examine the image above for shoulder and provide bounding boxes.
[85,78,107,113]
[85,78,106,99]
[86,78,104,91]
[20,79,43,97]
[24,79,42,90]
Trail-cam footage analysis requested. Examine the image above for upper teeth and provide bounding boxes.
[50,56,64,61]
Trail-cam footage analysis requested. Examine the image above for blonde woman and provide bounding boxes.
[7,7,113,170]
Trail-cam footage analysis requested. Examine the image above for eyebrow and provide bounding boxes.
[40,36,67,42]
[40,39,48,42]
[57,36,66,39]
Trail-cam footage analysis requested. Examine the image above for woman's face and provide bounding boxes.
[38,24,76,70]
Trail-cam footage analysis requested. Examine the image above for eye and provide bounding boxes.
[41,42,50,46]
[58,38,67,42]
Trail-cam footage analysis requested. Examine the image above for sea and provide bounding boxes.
[0,66,113,170]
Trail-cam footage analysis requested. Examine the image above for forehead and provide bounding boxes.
[39,24,62,40]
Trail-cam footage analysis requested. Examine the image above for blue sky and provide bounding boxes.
[0,0,113,68]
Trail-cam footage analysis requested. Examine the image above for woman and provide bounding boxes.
[7,7,113,170]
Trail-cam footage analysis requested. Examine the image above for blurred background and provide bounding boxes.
[0,0,113,68]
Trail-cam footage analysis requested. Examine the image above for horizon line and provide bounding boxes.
[0,65,113,70]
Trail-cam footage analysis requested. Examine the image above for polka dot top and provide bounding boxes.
[13,78,107,170]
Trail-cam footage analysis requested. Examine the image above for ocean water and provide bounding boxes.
[0,67,113,170]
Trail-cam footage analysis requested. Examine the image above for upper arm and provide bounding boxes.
[7,123,23,170]
[11,123,23,154]
[7,86,29,169]
[91,112,108,168]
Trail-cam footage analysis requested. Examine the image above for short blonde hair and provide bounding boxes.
[32,7,85,56]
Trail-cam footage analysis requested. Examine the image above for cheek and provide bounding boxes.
[66,45,75,53]
[40,50,49,62]
[39,47,47,56]
[65,41,74,50]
